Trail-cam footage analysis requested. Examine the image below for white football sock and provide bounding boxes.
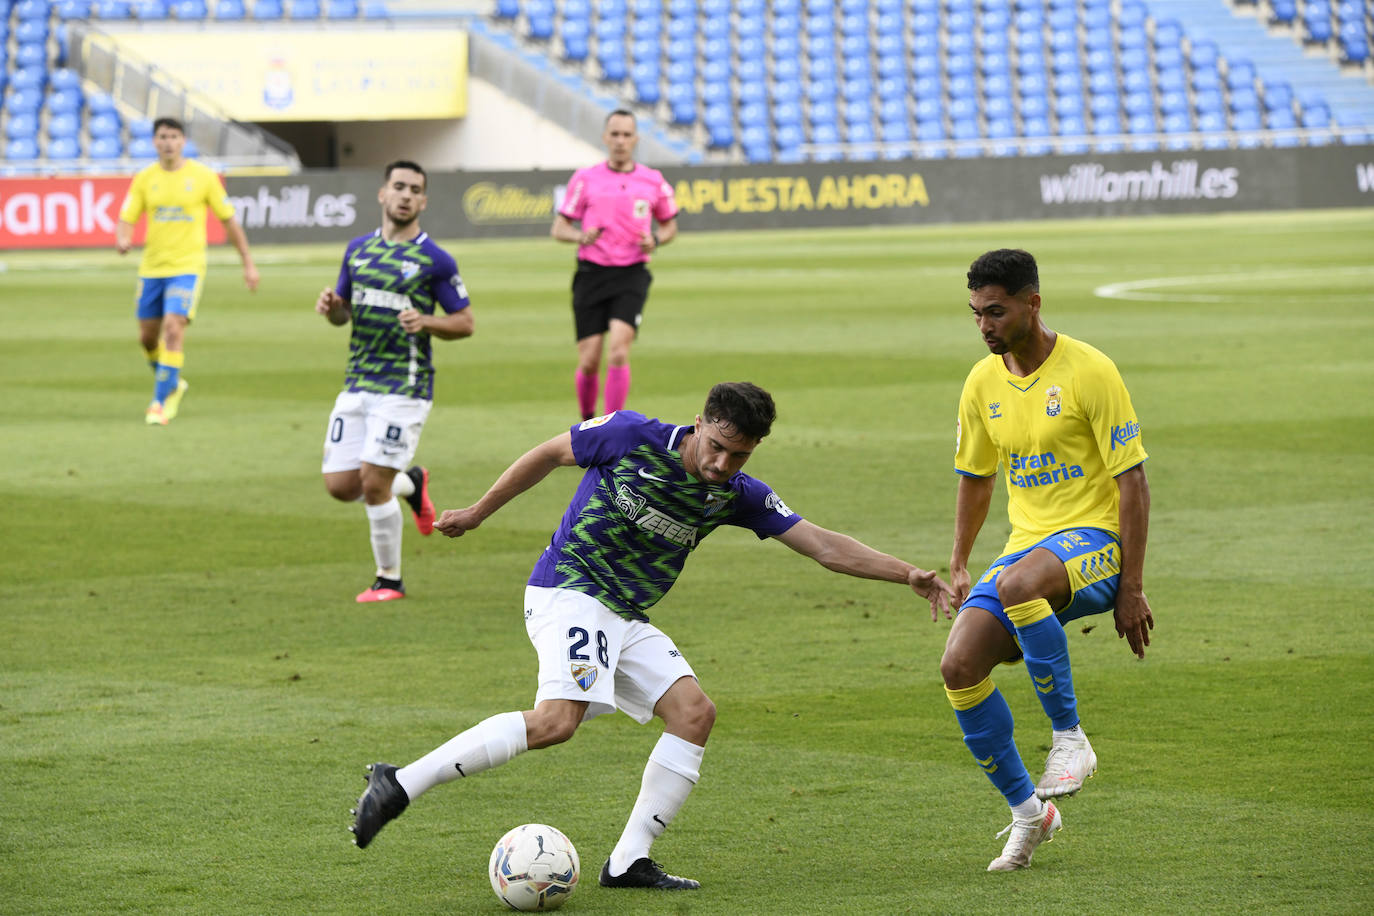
[1052,723,1084,742]
[1011,795,1045,820]
[395,711,529,800]
[365,497,403,579]
[608,733,704,875]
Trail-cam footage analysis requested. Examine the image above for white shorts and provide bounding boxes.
[524,585,697,725]
[321,390,433,473]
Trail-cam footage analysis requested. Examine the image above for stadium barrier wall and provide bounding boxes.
[3,146,1372,249]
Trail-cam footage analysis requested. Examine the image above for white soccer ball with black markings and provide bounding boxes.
[488,823,580,911]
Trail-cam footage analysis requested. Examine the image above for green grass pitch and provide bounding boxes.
[1,208,1371,914]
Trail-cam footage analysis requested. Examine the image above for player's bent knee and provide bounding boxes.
[939,649,985,691]
[524,702,584,748]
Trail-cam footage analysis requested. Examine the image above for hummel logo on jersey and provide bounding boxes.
[637,468,668,482]
[989,401,1003,419]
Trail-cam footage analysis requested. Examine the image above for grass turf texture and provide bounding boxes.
[2,209,1371,915]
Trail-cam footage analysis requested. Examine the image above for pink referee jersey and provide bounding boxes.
[559,161,678,267]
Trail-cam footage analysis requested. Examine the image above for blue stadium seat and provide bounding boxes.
[216,0,245,17]
[17,18,50,43]
[1263,81,1294,112]
[5,113,40,141]
[253,0,283,16]
[6,87,45,114]
[326,0,356,16]
[137,0,170,17]
[47,135,81,160]
[16,0,53,19]
[1230,89,1260,115]
[57,0,92,18]
[1269,0,1297,24]
[128,117,153,138]
[7,137,41,159]
[174,0,208,15]
[11,66,48,92]
[1304,15,1333,43]
[90,135,124,159]
[89,112,122,139]
[47,111,81,139]
[48,87,84,115]
[16,43,49,70]
[494,0,518,18]
[288,0,318,18]
[360,0,385,17]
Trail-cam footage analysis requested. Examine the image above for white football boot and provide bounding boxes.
[987,801,1062,871]
[1035,729,1097,799]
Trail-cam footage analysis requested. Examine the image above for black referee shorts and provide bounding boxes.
[571,259,653,341]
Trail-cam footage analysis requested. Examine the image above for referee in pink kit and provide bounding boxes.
[552,109,680,420]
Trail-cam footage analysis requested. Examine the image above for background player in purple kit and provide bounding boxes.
[348,383,954,892]
[315,160,475,603]
[551,109,679,421]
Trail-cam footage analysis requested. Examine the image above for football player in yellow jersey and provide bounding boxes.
[939,249,1153,872]
[116,117,259,426]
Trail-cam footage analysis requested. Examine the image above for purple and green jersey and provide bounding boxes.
[335,230,470,400]
[528,410,804,621]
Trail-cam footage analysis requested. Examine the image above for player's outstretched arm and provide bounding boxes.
[1113,464,1153,658]
[398,307,473,340]
[775,520,954,619]
[435,432,577,538]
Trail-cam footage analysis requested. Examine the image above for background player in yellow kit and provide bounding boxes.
[116,117,259,426]
[940,248,1152,872]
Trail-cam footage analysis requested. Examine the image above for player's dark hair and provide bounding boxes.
[152,117,185,135]
[703,382,776,441]
[384,159,427,190]
[605,109,636,127]
[968,249,1040,296]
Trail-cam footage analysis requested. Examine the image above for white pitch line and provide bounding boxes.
[1094,266,1374,302]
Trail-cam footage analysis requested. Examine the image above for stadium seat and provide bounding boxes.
[48,87,84,115]
[5,113,40,142]
[6,137,41,159]
[57,0,92,18]
[173,0,207,16]
[253,0,283,16]
[15,43,48,70]
[94,0,133,14]
[16,18,50,43]
[89,112,122,139]
[6,87,44,115]
[89,135,124,159]
[360,0,385,17]
[215,0,245,14]
[47,135,81,160]
[288,0,319,18]
[47,111,81,140]
[137,0,170,17]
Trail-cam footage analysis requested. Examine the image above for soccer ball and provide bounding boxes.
[488,823,580,911]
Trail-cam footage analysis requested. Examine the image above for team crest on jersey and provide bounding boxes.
[400,260,421,281]
[578,412,615,430]
[614,482,646,519]
[634,199,650,219]
[571,662,598,691]
[988,402,1003,419]
[1045,386,1063,417]
[764,492,794,518]
[703,491,730,516]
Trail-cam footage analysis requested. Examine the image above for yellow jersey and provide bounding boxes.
[955,333,1147,555]
[118,159,236,277]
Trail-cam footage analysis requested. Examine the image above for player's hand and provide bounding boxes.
[638,231,655,254]
[398,308,427,334]
[116,240,131,255]
[1113,588,1154,659]
[315,287,343,313]
[578,227,602,246]
[243,263,260,292]
[435,507,484,538]
[949,564,972,609]
[909,567,956,621]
